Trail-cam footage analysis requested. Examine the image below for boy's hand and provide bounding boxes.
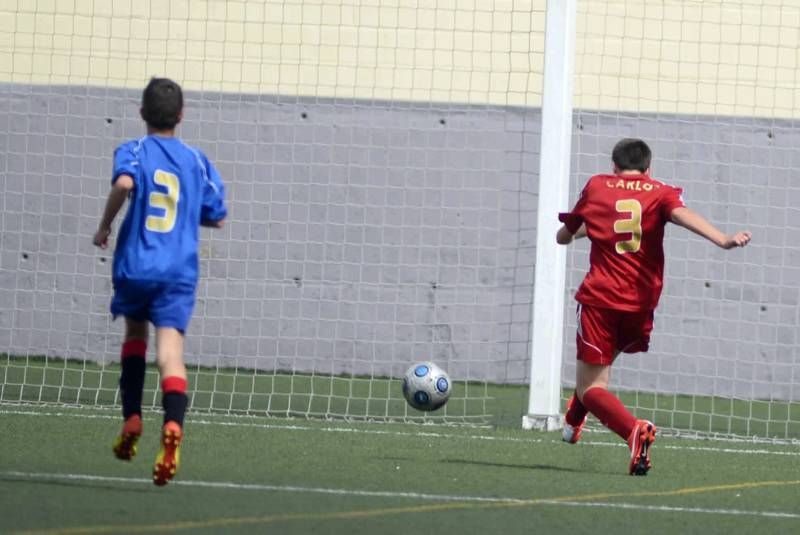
[95,178,133,250]
[201,219,225,229]
[721,231,752,249]
[93,227,111,249]
[671,208,752,250]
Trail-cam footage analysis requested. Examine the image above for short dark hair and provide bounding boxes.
[612,138,651,173]
[141,78,183,130]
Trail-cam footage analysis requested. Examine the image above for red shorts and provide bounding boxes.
[576,303,654,365]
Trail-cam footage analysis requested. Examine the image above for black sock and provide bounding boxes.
[162,392,188,427]
[119,341,147,419]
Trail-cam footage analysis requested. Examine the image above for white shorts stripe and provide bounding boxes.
[576,304,604,357]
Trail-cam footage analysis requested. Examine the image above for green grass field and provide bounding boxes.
[1,404,799,534]
[0,405,800,534]
[2,356,800,533]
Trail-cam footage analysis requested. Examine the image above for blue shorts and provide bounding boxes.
[111,279,196,334]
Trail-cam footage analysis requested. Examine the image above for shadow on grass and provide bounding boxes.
[374,454,582,474]
[0,474,152,494]
[441,458,583,474]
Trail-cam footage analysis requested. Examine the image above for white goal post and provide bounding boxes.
[522,0,577,431]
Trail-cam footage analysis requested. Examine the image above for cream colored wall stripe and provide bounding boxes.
[576,0,800,118]
[0,0,797,117]
[0,0,546,106]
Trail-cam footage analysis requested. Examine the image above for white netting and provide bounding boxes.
[1,0,797,439]
[565,0,799,440]
[0,1,545,426]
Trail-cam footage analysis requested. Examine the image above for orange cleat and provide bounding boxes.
[561,397,587,444]
[153,421,183,486]
[112,414,142,461]
[628,419,656,476]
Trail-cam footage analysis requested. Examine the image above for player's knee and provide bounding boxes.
[124,319,148,341]
[157,354,186,378]
[577,382,609,402]
[576,372,611,401]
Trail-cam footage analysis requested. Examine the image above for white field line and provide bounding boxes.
[3,471,799,521]
[1,407,799,458]
[0,471,522,503]
[538,500,800,520]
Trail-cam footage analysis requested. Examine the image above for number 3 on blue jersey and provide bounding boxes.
[146,169,180,233]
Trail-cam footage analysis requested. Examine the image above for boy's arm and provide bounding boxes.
[670,207,751,249]
[556,210,587,245]
[93,174,134,249]
[556,179,592,245]
[556,223,587,245]
[199,154,227,229]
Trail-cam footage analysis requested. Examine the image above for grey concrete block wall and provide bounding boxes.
[564,111,800,402]
[0,85,539,387]
[1,84,798,401]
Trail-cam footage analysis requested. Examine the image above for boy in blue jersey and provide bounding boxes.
[93,78,227,486]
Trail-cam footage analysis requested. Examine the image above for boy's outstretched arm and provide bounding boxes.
[670,207,751,249]
[93,174,134,249]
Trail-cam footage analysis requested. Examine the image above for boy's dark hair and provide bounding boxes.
[612,138,651,173]
[141,78,183,130]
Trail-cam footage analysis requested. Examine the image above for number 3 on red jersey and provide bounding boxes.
[613,199,642,254]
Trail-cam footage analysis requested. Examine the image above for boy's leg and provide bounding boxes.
[616,310,658,475]
[149,282,195,486]
[120,319,148,419]
[576,360,656,476]
[157,327,188,426]
[562,391,588,443]
[113,319,148,460]
[576,359,637,442]
[153,326,188,486]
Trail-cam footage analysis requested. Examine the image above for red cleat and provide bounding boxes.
[112,414,142,461]
[628,419,656,475]
[153,421,183,486]
[561,397,587,444]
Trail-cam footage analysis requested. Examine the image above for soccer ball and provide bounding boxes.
[401,361,451,411]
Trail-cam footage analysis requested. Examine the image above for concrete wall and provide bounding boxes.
[2,84,798,401]
[0,85,540,385]
[567,111,800,401]
[1,0,799,401]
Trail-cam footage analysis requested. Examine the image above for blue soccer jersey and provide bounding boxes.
[111,135,227,287]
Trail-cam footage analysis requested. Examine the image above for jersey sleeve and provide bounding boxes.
[199,154,228,223]
[558,179,591,233]
[112,141,139,185]
[660,185,685,221]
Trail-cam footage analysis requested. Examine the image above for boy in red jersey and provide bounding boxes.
[556,138,751,475]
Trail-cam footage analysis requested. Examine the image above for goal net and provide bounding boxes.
[566,0,799,441]
[0,1,544,426]
[0,1,797,440]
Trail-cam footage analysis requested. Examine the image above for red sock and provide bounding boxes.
[581,387,636,441]
[565,391,588,427]
[161,376,187,394]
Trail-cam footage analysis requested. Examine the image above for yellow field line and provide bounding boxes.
[544,479,800,503]
[16,479,800,534]
[17,503,479,534]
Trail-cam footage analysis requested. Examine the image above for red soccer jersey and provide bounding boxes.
[560,173,685,312]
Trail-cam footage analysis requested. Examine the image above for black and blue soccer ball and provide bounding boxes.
[401,361,451,411]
